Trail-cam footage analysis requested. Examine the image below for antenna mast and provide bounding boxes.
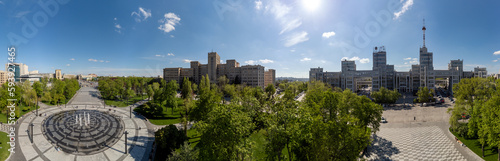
[422,19,426,47]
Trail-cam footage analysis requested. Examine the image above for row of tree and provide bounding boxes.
[150,75,383,160]
[449,77,500,160]
[0,78,80,119]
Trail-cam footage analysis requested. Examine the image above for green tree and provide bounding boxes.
[155,125,188,161]
[146,84,154,101]
[168,141,198,161]
[265,84,276,100]
[181,77,193,100]
[197,104,255,160]
[416,87,434,103]
[165,80,179,114]
[370,87,401,104]
[191,75,221,121]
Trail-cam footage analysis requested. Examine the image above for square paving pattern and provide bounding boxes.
[365,126,466,161]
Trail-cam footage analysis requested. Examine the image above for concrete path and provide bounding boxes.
[9,87,155,161]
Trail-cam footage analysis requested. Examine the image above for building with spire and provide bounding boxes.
[310,20,486,93]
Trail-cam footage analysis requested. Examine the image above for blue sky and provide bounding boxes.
[1,0,499,77]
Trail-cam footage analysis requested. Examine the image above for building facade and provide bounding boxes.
[310,24,486,93]
[55,69,62,80]
[163,52,275,88]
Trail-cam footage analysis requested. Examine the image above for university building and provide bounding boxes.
[310,23,486,93]
[163,52,275,88]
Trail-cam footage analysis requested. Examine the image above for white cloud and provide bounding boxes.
[322,31,336,38]
[300,58,311,62]
[409,60,418,64]
[393,0,414,20]
[66,64,70,66]
[155,54,163,57]
[493,60,498,63]
[320,60,326,64]
[259,59,274,64]
[404,57,412,60]
[131,7,152,22]
[494,50,500,55]
[70,58,75,61]
[183,59,192,63]
[170,35,175,38]
[114,18,122,33]
[280,18,302,35]
[255,0,262,10]
[284,31,309,47]
[360,58,370,64]
[290,49,295,52]
[245,60,257,65]
[341,56,360,61]
[167,53,175,56]
[88,59,108,63]
[158,13,181,33]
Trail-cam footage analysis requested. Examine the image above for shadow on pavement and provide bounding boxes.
[364,134,400,160]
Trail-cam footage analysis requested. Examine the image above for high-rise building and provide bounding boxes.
[310,21,484,93]
[55,69,62,80]
[5,63,28,82]
[264,69,276,87]
[163,52,275,88]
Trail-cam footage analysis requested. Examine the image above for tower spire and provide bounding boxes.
[422,19,426,47]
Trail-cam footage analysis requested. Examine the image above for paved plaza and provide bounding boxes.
[364,99,483,161]
[10,86,155,161]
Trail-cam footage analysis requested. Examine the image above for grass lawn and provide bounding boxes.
[105,95,146,107]
[148,107,182,125]
[451,131,498,161]
[134,99,184,125]
[0,131,10,161]
[187,129,201,148]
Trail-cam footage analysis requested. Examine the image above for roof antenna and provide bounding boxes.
[422,18,426,47]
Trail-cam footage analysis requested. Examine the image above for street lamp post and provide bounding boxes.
[129,106,131,118]
[124,131,129,154]
[29,123,34,143]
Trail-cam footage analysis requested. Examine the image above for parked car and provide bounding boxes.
[381,117,387,123]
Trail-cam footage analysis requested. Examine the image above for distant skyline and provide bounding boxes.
[1,0,499,77]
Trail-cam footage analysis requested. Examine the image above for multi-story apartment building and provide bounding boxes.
[310,23,485,93]
[163,52,275,88]
[55,69,62,80]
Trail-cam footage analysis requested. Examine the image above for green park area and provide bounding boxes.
[452,131,498,161]
[0,131,11,161]
[104,95,145,107]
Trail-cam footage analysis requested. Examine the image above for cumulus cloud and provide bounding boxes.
[131,7,152,22]
[70,58,75,61]
[167,53,174,56]
[259,59,274,64]
[393,0,414,20]
[159,13,181,33]
[494,50,500,55]
[88,59,108,63]
[493,60,498,63]
[245,60,257,65]
[284,31,309,47]
[300,58,311,62]
[404,57,412,60]
[114,18,122,33]
[183,59,192,63]
[322,31,336,38]
[360,58,370,64]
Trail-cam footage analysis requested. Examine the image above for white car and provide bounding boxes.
[381,117,387,123]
